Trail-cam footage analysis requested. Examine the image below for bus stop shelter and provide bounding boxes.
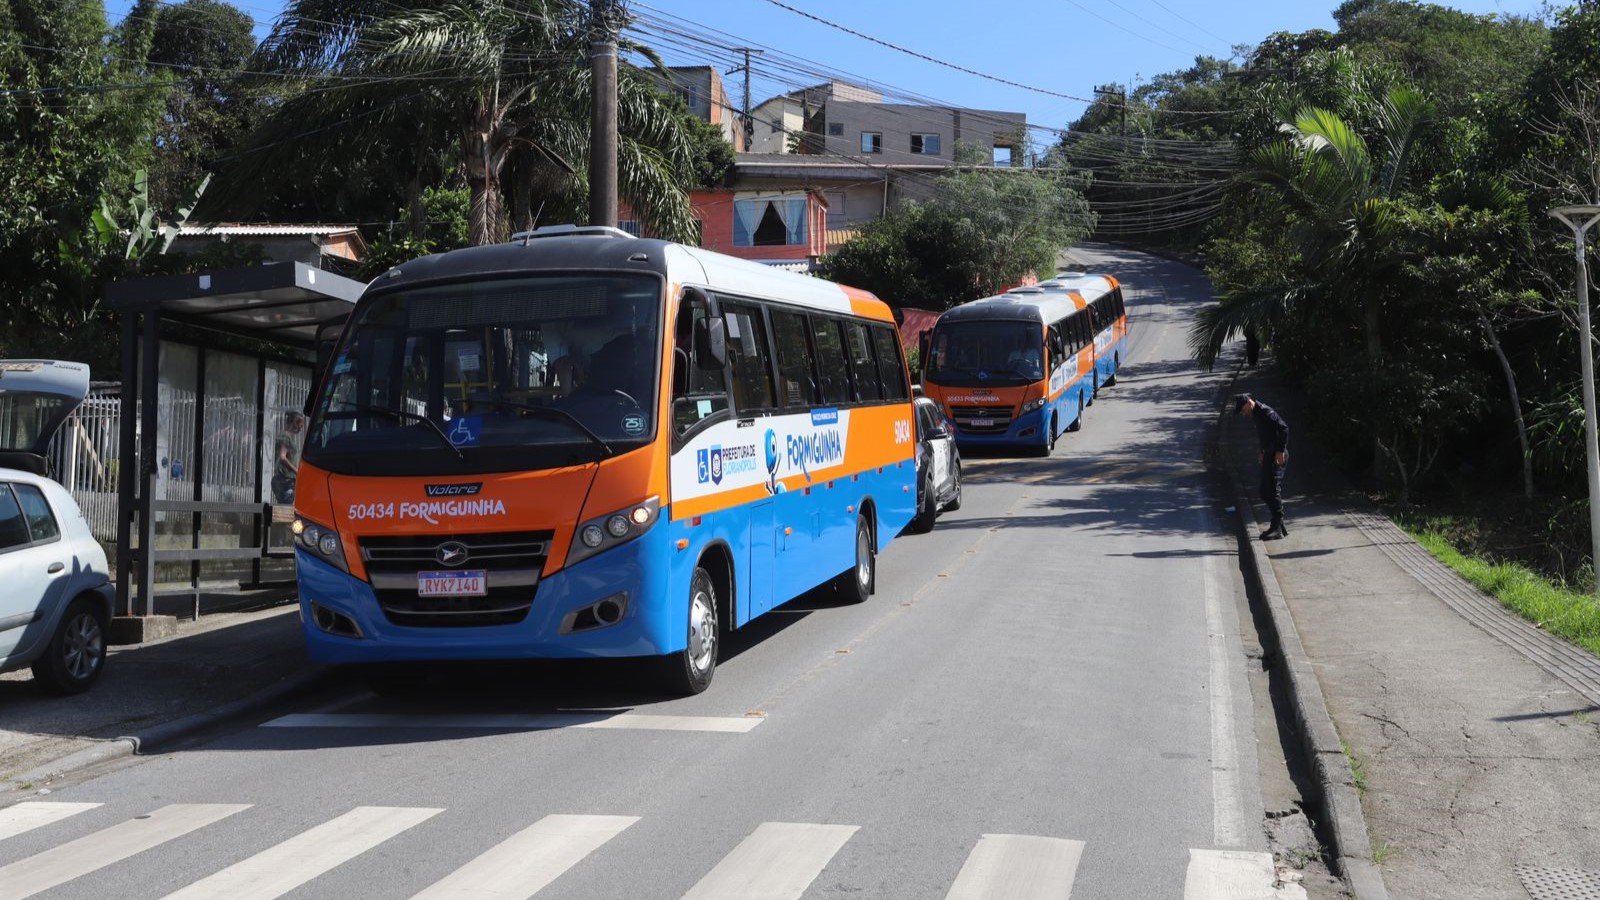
[104,262,363,638]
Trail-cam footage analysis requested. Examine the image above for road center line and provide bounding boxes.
[259,712,763,733]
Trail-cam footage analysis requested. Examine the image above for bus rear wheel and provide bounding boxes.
[660,566,718,695]
[1068,396,1084,432]
[1104,354,1118,387]
[835,515,875,604]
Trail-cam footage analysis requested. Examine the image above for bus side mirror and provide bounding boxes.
[694,316,727,370]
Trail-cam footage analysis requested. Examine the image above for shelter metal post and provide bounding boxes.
[137,307,160,617]
[115,309,138,616]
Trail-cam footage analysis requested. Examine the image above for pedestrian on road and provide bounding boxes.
[1243,326,1260,367]
[1233,393,1289,540]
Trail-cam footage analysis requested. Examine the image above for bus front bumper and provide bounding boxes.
[295,524,676,665]
[952,406,1049,448]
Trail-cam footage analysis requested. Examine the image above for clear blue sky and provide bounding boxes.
[108,0,1551,147]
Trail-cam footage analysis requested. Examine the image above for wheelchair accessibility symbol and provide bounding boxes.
[448,416,483,447]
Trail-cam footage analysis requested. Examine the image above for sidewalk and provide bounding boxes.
[0,597,329,790]
[1222,364,1600,900]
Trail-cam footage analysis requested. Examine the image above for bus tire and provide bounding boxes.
[1068,396,1083,432]
[660,566,718,695]
[910,469,937,533]
[835,515,875,603]
[1048,414,1058,452]
[1104,354,1118,387]
[1089,374,1099,404]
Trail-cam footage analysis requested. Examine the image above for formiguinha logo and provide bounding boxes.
[425,482,482,497]
[788,429,843,481]
[403,499,505,525]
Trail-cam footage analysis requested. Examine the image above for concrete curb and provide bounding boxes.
[6,666,337,792]
[1211,393,1390,900]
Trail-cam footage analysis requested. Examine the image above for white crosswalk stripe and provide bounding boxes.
[1184,849,1308,899]
[0,802,1301,899]
[679,822,858,900]
[410,813,639,899]
[162,806,442,900]
[0,804,250,900]
[261,712,764,733]
[944,833,1085,900]
[0,802,101,843]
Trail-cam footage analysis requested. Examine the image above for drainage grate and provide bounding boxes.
[1518,866,1600,900]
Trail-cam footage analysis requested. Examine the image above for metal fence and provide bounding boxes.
[49,387,122,542]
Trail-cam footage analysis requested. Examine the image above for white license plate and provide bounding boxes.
[417,570,487,597]
[970,418,994,427]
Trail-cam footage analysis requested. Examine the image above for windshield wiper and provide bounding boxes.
[467,396,615,459]
[352,404,465,463]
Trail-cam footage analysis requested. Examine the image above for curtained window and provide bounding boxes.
[733,196,810,247]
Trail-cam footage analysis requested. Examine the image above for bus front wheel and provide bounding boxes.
[660,566,718,695]
[835,515,875,603]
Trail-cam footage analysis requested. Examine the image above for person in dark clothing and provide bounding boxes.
[1234,393,1289,540]
[1243,326,1260,367]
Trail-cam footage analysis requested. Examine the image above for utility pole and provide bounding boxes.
[1093,84,1127,137]
[1552,204,1600,599]
[588,0,624,227]
[727,48,763,151]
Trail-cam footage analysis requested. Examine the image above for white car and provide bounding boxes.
[909,395,961,533]
[0,360,113,694]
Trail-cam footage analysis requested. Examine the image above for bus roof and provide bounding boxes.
[365,232,894,324]
[937,291,1082,326]
[1037,274,1117,302]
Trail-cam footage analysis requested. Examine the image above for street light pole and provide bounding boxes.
[1551,204,1600,598]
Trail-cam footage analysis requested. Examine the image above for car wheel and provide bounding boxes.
[910,469,937,533]
[945,462,962,511]
[1068,395,1084,432]
[834,515,875,604]
[660,566,718,695]
[32,596,108,695]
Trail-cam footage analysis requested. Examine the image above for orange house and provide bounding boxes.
[619,190,829,271]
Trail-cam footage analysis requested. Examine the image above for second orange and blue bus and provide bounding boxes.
[919,275,1128,453]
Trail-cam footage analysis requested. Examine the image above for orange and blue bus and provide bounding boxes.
[919,274,1127,453]
[292,225,917,694]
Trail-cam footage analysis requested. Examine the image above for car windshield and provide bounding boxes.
[306,273,662,475]
[924,320,1043,387]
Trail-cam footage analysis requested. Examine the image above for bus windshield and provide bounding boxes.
[925,320,1043,387]
[306,273,662,475]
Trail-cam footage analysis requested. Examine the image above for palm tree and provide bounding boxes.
[206,0,695,245]
[1191,86,1435,368]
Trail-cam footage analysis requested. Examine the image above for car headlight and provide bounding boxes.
[1021,396,1048,413]
[567,497,661,567]
[292,515,349,572]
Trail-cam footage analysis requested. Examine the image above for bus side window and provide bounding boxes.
[1047,325,1065,373]
[722,301,776,413]
[845,321,883,402]
[672,294,730,434]
[771,309,820,408]
[810,316,852,405]
[869,325,909,401]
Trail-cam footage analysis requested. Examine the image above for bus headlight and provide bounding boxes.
[567,497,661,567]
[293,515,349,573]
[1021,396,1048,413]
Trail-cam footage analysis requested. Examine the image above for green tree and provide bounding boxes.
[820,161,1093,309]
[210,0,696,245]
[0,0,163,364]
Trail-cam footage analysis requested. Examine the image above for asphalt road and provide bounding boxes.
[0,246,1294,899]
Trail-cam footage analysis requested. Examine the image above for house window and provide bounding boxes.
[860,132,882,154]
[911,133,941,155]
[733,197,809,247]
[827,121,843,136]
